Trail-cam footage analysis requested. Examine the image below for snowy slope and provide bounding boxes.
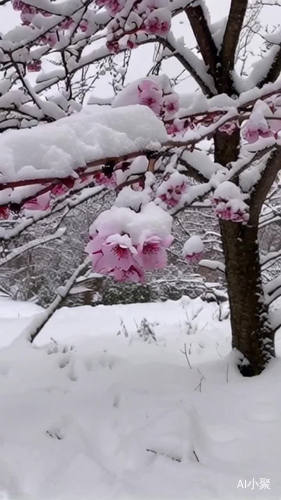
[0,297,280,499]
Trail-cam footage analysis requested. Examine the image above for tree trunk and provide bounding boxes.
[220,220,275,376]
[214,130,275,376]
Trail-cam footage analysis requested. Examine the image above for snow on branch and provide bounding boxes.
[0,105,167,184]
[0,185,105,241]
[199,259,225,274]
[21,257,91,343]
[0,227,66,268]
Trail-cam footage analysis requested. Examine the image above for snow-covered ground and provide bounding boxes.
[0,296,280,500]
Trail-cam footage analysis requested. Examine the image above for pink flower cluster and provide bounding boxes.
[144,8,171,35]
[242,100,281,144]
[166,109,224,137]
[243,122,273,144]
[0,206,10,220]
[23,192,51,211]
[213,182,249,224]
[12,0,89,68]
[96,0,124,15]
[93,171,117,188]
[182,235,204,265]
[157,172,188,208]
[86,203,173,282]
[103,0,171,53]
[218,120,239,136]
[27,59,42,72]
[112,77,179,121]
[22,176,87,212]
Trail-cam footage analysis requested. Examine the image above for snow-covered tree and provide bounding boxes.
[1,0,281,376]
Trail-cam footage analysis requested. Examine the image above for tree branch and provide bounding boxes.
[249,146,281,225]
[256,45,281,87]
[185,3,218,82]
[25,257,90,343]
[219,0,248,93]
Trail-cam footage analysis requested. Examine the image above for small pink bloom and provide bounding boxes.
[243,128,259,144]
[185,251,203,265]
[51,183,68,197]
[138,235,172,270]
[60,17,74,30]
[12,0,24,11]
[106,39,120,53]
[40,10,52,17]
[93,171,117,188]
[162,93,179,118]
[127,35,137,49]
[215,201,249,223]
[218,121,238,136]
[40,32,58,48]
[23,192,51,211]
[20,4,37,25]
[27,59,41,72]
[0,206,10,219]
[96,0,123,15]
[110,265,144,283]
[137,79,163,115]
[79,19,88,32]
[144,8,171,35]
[157,173,188,208]
[183,235,204,264]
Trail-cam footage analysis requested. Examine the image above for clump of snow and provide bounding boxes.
[86,202,173,282]
[0,105,167,182]
[183,235,204,264]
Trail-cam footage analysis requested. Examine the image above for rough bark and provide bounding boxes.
[219,221,274,376]
[214,131,275,376]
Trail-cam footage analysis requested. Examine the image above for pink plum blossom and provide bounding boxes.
[106,40,120,53]
[27,60,41,72]
[109,265,145,283]
[20,4,37,25]
[166,119,184,136]
[40,9,52,17]
[144,8,171,35]
[157,172,188,208]
[185,251,203,264]
[96,0,123,15]
[40,32,58,48]
[213,182,249,223]
[0,206,10,219]
[79,19,89,32]
[127,35,137,49]
[243,124,272,144]
[51,183,69,197]
[12,0,25,11]
[214,200,249,223]
[86,204,173,282]
[242,101,276,144]
[138,234,173,270]
[86,233,143,282]
[183,235,204,264]
[137,79,163,115]
[93,171,117,188]
[60,18,75,30]
[218,120,238,135]
[23,192,51,211]
[162,93,179,119]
